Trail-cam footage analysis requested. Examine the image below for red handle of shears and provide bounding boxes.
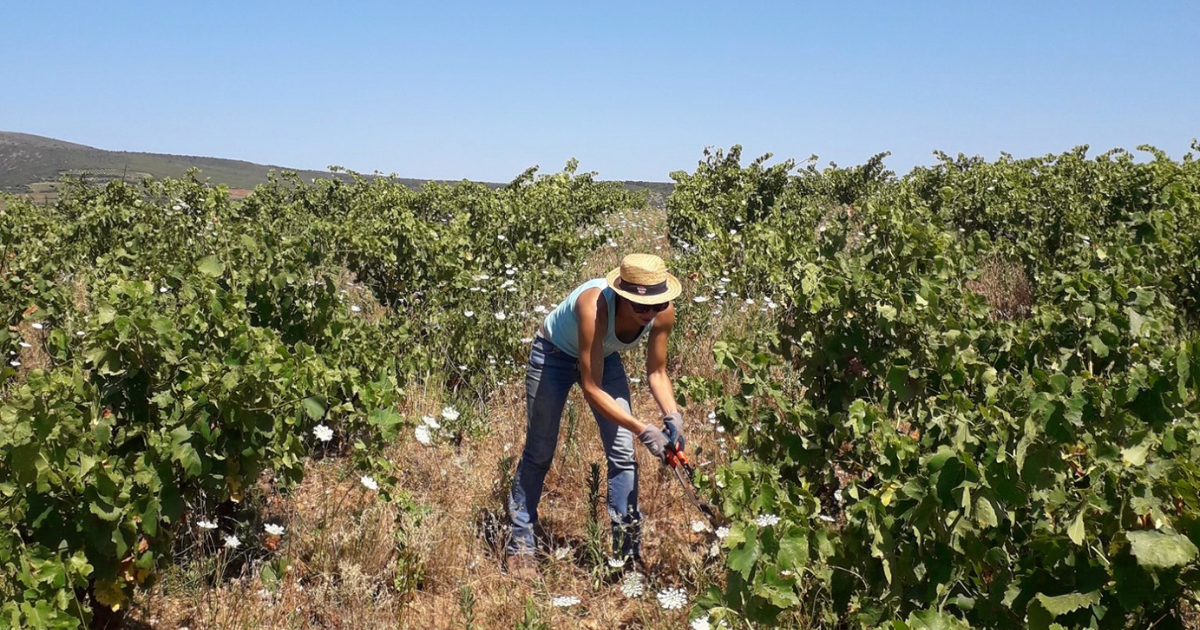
[665,442,691,468]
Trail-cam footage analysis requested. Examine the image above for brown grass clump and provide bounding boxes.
[967,256,1033,321]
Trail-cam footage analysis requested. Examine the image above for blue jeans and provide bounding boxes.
[507,335,641,558]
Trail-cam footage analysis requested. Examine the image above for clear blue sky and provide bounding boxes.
[3,1,1197,182]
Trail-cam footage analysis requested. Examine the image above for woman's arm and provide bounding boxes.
[645,303,678,417]
[576,288,647,435]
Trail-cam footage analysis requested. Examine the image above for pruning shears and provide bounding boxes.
[664,441,726,530]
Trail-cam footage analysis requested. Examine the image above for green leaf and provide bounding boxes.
[1127,531,1199,569]
[1121,443,1149,466]
[1067,510,1085,546]
[1033,591,1100,617]
[302,397,326,420]
[975,495,999,528]
[905,609,970,630]
[368,408,404,439]
[727,537,761,579]
[1127,307,1147,337]
[777,529,809,570]
[198,255,225,277]
[1088,335,1109,358]
[239,234,259,253]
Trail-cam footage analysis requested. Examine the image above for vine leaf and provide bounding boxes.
[1126,531,1199,569]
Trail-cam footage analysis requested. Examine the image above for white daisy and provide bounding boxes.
[657,587,687,610]
[414,424,432,445]
[360,475,379,491]
[224,535,241,549]
[607,557,626,569]
[756,514,781,527]
[620,572,645,598]
[264,523,285,536]
[441,406,460,422]
[312,424,334,442]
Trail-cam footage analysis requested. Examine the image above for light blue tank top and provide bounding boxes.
[541,278,653,358]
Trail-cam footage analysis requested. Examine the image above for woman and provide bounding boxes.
[506,253,686,578]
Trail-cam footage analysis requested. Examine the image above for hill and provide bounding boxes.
[0,131,674,198]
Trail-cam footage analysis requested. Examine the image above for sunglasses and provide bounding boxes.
[631,300,670,314]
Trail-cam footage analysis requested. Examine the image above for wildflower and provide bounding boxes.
[415,424,432,445]
[160,286,169,293]
[360,475,379,491]
[224,535,241,549]
[691,520,710,533]
[534,305,548,314]
[620,572,645,598]
[197,520,218,530]
[76,331,85,337]
[706,232,716,239]
[607,557,626,569]
[692,616,712,630]
[756,514,780,527]
[494,311,507,321]
[715,526,730,539]
[441,406,460,422]
[312,424,334,442]
[745,298,755,305]
[505,268,516,276]
[657,587,687,610]
[551,595,581,607]
[464,310,475,318]
[421,415,441,429]
[519,337,533,344]
[475,273,491,281]
[350,305,362,313]
[707,411,717,423]
[553,546,571,560]
[693,296,710,303]
[18,342,31,348]
[9,361,20,367]
[264,523,285,536]
[31,323,44,330]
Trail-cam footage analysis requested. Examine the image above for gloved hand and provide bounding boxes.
[661,411,686,451]
[637,425,670,460]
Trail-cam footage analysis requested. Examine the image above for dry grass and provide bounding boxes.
[128,205,767,629]
[967,256,1033,321]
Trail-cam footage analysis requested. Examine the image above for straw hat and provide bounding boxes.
[605,253,683,305]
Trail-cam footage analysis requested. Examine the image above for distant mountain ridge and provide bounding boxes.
[0,131,673,197]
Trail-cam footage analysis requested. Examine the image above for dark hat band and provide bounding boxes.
[617,277,669,297]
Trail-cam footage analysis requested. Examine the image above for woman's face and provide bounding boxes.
[620,296,669,326]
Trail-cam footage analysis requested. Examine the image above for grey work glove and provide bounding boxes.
[661,412,685,451]
[637,425,670,460]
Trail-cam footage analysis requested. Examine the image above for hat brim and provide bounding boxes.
[606,267,683,305]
